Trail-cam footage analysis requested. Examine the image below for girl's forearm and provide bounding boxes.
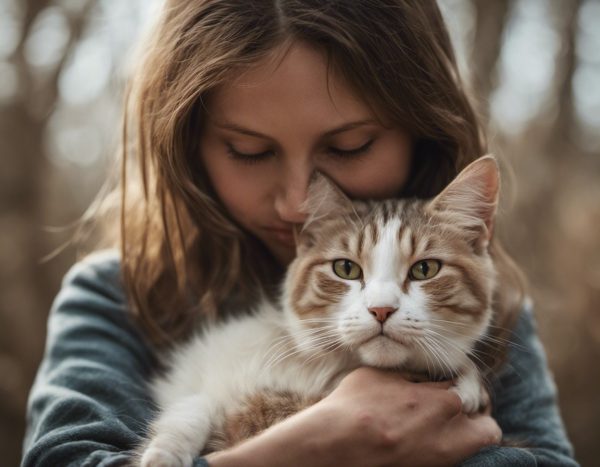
[206,367,502,467]
[205,402,337,467]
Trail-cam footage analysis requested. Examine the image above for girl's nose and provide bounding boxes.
[274,166,311,225]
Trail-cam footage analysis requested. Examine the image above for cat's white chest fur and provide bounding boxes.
[152,301,354,423]
[141,302,358,467]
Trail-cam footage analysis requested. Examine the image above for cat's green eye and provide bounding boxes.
[332,259,362,280]
[409,259,441,281]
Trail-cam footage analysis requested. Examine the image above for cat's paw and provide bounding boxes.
[451,375,488,414]
[139,447,193,467]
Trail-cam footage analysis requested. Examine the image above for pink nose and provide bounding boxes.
[368,307,397,323]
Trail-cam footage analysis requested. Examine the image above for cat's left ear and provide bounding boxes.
[429,155,500,246]
[296,172,354,250]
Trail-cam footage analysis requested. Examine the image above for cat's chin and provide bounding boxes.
[357,335,411,368]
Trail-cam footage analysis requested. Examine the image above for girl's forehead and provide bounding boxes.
[205,42,378,126]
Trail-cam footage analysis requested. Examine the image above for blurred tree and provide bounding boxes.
[547,0,579,151]
[0,1,96,464]
[470,0,512,122]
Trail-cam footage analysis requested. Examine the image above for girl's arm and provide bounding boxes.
[461,305,579,466]
[22,251,169,466]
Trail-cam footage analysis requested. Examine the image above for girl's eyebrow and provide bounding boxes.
[212,119,378,139]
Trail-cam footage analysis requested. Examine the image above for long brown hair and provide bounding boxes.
[104,0,524,347]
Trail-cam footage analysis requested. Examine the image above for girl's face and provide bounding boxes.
[200,42,413,265]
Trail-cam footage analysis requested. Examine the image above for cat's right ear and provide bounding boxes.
[429,155,500,248]
[296,172,354,251]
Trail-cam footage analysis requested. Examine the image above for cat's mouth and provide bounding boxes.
[362,327,424,347]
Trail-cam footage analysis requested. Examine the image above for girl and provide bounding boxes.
[22,1,577,466]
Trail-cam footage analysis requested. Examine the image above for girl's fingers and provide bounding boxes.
[448,413,502,455]
[417,379,454,389]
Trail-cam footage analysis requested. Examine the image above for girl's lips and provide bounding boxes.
[264,227,296,247]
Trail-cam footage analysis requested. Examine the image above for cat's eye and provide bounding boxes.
[332,259,362,280]
[409,259,441,281]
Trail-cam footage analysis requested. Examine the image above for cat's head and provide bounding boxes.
[282,156,500,375]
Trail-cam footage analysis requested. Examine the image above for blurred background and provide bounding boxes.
[0,0,598,465]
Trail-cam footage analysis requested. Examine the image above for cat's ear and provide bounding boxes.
[301,172,354,227]
[296,172,354,250]
[429,155,500,246]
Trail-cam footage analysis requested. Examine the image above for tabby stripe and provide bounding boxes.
[339,235,349,252]
[292,259,331,307]
[451,263,487,312]
[357,229,365,257]
[410,230,417,255]
[421,275,456,302]
[441,304,482,316]
[401,275,411,294]
[380,202,390,224]
[315,271,349,298]
[424,237,435,252]
[296,304,332,316]
[370,222,379,244]
[397,222,406,246]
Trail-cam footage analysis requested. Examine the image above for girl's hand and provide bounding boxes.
[206,367,501,467]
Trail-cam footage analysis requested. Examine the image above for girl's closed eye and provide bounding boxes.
[327,138,374,159]
[225,139,376,165]
[226,143,275,164]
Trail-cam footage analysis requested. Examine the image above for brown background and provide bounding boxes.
[1,1,599,466]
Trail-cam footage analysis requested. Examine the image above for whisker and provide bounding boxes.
[281,337,343,368]
[413,338,433,377]
[301,339,347,367]
[427,321,527,353]
[421,334,457,378]
[425,329,490,372]
[263,328,344,369]
[417,334,448,376]
[297,317,341,323]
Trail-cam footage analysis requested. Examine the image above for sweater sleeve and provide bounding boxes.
[21,251,209,467]
[461,305,579,466]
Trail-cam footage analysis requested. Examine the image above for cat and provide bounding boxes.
[139,155,503,467]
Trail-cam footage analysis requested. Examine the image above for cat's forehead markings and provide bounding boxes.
[399,225,413,257]
[371,217,403,280]
[369,221,379,245]
[375,200,401,227]
[397,219,407,246]
[379,201,392,225]
[410,229,417,256]
[338,234,349,252]
[379,200,396,225]
[356,228,366,258]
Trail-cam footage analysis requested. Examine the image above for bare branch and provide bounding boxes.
[38,0,98,117]
[470,0,512,122]
[546,0,581,152]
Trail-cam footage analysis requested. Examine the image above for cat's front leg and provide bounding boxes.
[206,390,321,451]
[450,363,489,414]
[139,394,215,467]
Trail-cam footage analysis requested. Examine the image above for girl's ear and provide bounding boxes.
[429,155,500,245]
[295,172,354,253]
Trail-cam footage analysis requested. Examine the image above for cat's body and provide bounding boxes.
[148,300,357,453]
[140,156,505,467]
